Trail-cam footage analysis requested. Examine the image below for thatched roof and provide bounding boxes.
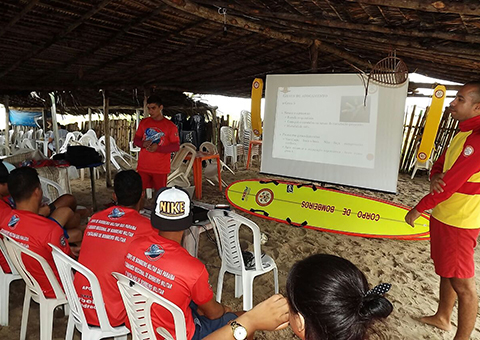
[1,0,479,100]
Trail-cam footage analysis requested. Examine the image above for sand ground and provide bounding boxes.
[1,160,480,340]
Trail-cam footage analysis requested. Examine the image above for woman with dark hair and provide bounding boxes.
[204,253,393,340]
[287,254,393,340]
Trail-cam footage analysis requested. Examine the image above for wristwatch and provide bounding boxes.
[230,320,248,340]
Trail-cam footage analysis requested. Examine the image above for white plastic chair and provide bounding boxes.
[39,176,66,203]
[198,141,230,187]
[113,272,188,340]
[0,237,22,326]
[220,126,243,169]
[50,244,130,340]
[98,136,130,171]
[0,231,68,340]
[58,132,78,154]
[207,210,278,311]
[167,143,197,188]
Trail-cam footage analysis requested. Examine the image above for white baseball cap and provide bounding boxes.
[151,187,193,231]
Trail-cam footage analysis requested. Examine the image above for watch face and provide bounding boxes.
[234,326,248,339]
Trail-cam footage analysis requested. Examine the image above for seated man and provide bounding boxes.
[124,187,239,340]
[0,167,71,298]
[46,122,68,156]
[0,162,84,247]
[75,169,156,327]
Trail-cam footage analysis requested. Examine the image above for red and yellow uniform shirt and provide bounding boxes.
[416,115,480,229]
[135,117,180,175]
[124,234,214,340]
[1,209,70,298]
[75,206,155,327]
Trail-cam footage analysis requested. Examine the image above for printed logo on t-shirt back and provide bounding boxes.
[8,214,19,229]
[464,145,474,157]
[144,128,164,145]
[144,244,165,261]
[108,207,125,219]
[59,235,67,247]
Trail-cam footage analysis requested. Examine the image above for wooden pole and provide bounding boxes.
[3,96,11,155]
[103,90,112,187]
[49,92,60,152]
[310,40,320,72]
[88,107,92,130]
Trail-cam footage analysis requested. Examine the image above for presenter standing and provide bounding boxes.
[133,95,180,191]
[405,82,480,340]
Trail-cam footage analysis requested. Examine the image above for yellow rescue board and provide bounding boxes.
[250,78,263,137]
[226,179,430,240]
[417,85,446,162]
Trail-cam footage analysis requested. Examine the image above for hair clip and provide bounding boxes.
[364,283,391,297]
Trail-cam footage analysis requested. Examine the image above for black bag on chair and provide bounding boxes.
[65,146,102,167]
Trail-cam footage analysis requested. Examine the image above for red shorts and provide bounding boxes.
[138,171,167,191]
[430,217,480,279]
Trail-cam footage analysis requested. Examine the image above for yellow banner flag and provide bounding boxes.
[251,78,263,137]
[417,85,446,162]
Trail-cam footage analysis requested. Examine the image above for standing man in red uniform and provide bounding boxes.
[0,167,71,298]
[75,170,155,327]
[124,187,239,340]
[406,82,480,340]
[134,95,180,191]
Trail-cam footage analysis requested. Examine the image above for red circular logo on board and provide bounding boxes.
[255,189,274,207]
[418,152,427,160]
[435,89,444,98]
[253,81,260,89]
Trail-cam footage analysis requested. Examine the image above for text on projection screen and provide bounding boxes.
[272,86,378,169]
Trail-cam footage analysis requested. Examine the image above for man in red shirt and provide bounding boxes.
[406,82,480,340]
[134,95,180,191]
[75,170,155,327]
[124,187,239,340]
[0,167,71,298]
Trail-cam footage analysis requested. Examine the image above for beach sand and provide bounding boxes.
[1,163,480,339]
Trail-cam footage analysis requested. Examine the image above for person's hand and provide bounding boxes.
[146,143,158,152]
[142,140,152,149]
[405,208,421,228]
[430,173,446,194]
[239,294,290,332]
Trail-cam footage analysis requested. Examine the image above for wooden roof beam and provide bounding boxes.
[0,0,40,38]
[75,19,207,82]
[161,0,371,70]
[0,0,113,80]
[348,0,480,16]
[223,4,480,45]
[36,4,168,82]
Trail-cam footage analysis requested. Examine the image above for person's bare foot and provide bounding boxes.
[419,315,452,331]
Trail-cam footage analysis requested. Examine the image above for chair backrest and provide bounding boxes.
[78,134,98,148]
[180,142,196,151]
[0,231,65,301]
[49,244,120,334]
[35,129,44,140]
[72,131,83,141]
[24,129,34,140]
[170,144,196,172]
[112,272,188,340]
[207,210,264,272]
[84,129,98,142]
[219,126,234,147]
[19,138,35,150]
[0,237,19,276]
[39,176,66,203]
[59,132,77,153]
[199,141,218,155]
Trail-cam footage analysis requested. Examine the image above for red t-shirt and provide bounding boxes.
[1,209,71,298]
[124,235,214,340]
[135,117,180,174]
[0,197,14,273]
[75,206,156,327]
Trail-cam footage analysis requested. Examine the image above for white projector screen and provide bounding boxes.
[261,74,408,193]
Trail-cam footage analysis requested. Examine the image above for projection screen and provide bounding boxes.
[261,74,408,193]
